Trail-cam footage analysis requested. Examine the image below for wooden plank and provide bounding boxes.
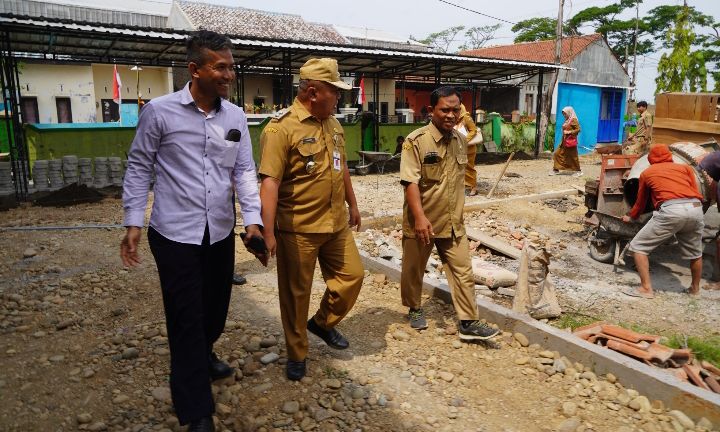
[654,117,720,134]
[466,227,522,259]
[693,95,703,121]
[654,94,669,118]
[653,128,720,146]
[700,95,713,123]
[672,94,697,120]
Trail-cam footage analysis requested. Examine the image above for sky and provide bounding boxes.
[62,0,720,102]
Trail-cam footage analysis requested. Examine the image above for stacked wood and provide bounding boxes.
[653,93,720,145]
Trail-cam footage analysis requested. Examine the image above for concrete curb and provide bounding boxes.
[359,250,720,423]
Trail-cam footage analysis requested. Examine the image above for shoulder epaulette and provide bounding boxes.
[271,108,291,122]
[406,128,427,142]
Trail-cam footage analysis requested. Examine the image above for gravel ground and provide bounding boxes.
[0,154,718,431]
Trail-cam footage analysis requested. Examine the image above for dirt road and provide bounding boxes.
[0,155,717,431]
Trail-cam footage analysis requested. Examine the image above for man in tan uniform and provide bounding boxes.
[258,58,364,381]
[624,100,653,155]
[399,86,499,340]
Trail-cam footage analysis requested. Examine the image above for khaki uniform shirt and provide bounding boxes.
[400,122,467,238]
[636,111,653,138]
[258,98,347,233]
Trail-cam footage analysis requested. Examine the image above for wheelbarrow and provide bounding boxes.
[355,151,400,176]
[587,210,646,267]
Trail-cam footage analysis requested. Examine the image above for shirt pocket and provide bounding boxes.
[295,139,324,176]
[211,139,240,169]
[421,159,443,183]
[456,153,468,165]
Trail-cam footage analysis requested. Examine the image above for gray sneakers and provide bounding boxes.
[408,308,428,330]
[458,320,499,340]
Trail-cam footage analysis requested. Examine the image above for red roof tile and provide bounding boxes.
[460,34,604,64]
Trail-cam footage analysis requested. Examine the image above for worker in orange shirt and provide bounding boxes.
[621,145,704,299]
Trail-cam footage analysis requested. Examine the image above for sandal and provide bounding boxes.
[621,287,655,299]
[682,287,700,296]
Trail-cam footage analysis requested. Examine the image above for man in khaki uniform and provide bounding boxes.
[624,100,653,155]
[258,58,364,381]
[399,86,499,340]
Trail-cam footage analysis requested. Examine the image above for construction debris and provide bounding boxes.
[574,322,720,394]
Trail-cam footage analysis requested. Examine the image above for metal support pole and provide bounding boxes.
[1,31,29,200]
[239,66,245,108]
[434,62,441,86]
[534,70,544,158]
[283,50,292,107]
[373,73,380,151]
[234,65,241,107]
[471,83,477,122]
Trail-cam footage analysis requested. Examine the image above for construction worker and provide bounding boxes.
[624,101,653,155]
[399,85,499,341]
[698,151,720,291]
[622,145,704,298]
[258,58,364,381]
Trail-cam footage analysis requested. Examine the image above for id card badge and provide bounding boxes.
[333,149,342,171]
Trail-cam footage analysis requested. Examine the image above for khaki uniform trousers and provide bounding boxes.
[465,144,477,190]
[400,234,479,321]
[624,137,649,155]
[276,227,364,361]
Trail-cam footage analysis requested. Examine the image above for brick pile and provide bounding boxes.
[574,321,720,394]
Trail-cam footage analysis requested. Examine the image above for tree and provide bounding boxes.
[412,26,465,53]
[698,22,720,91]
[655,5,707,93]
[459,24,502,51]
[511,17,558,43]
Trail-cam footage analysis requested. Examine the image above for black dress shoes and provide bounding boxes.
[307,318,349,350]
[208,352,234,381]
[232,274,247,285]
[188,416,215,432]
[286,359,306,381]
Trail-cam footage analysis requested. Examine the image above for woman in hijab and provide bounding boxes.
[455,104,480,195]
[552,106,581,175]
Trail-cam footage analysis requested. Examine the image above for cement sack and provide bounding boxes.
[512,242,562,319]
[471,257,517,288]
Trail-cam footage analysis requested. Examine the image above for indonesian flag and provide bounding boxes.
[112,65,122,105]
[357,76,366,105]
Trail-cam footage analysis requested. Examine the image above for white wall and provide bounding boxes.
[18,63,96,123]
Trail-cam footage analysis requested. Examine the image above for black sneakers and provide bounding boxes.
[458,321,499,340]
[408,308,428,330]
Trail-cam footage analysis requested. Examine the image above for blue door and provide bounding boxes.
[597,89,622,142]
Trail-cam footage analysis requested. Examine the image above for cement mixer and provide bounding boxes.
[585,140,719,265]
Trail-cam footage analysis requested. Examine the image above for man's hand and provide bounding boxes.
[348,205,361,231]
[120,226,142,268]
[621,215,632,223]
[414,216,434,245]
[242,224,268,266]
[264,232,277,260]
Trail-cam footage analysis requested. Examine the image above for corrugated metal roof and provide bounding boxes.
[176,1,348,45]
[0,0,167,27]
[0,14,569,83]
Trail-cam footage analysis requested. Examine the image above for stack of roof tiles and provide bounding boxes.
[574,321,720,394]
[177,1,348,45]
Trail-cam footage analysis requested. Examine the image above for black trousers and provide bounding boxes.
[147,225,235,425]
